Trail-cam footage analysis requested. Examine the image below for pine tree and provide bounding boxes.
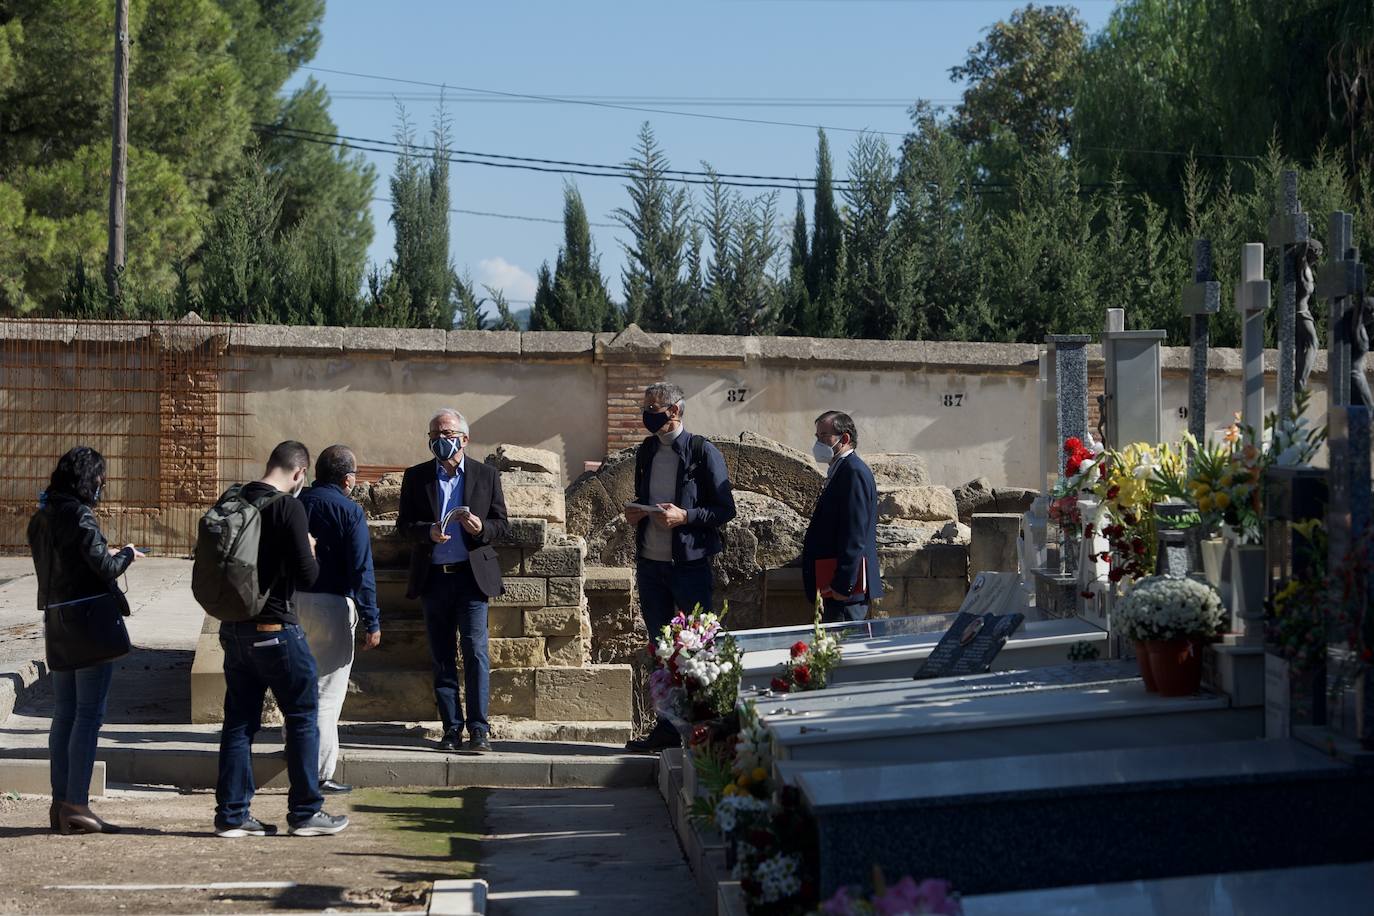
[807,130,848,337]
[451,270,485,330]
[779,191,812,335]
[484,285,521,331]
[530,262,557,330]
[197,153,283,323]
[730,192,783,335]
[698,167,736,334]
[551,183,616,330]
[614,123,692,332]
[388,107,455,328]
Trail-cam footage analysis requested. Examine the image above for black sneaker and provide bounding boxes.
[626,722,679,753]
[320,779,353,795]
[215,815,277,838]
[288,811,349,836]
[437,729,464,751]
[467,733,492,753]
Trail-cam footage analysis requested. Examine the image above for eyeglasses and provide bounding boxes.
[428,430,463,440]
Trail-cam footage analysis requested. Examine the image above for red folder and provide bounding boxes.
[815,557,867,599]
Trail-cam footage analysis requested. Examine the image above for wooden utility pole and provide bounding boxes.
[106,0,129,299]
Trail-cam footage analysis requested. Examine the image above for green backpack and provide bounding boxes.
[191,484,286,622]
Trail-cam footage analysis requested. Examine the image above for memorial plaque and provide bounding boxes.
[913,611,1025,680]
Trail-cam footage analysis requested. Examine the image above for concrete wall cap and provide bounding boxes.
[448,329,522,356]
[520,331,595,357]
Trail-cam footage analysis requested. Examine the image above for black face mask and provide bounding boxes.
[643,410,671,434]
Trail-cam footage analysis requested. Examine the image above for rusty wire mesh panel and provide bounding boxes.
[0,318,253,556]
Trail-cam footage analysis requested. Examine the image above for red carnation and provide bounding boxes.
[794,665,812,685]
[1065,456,1082,476]
[1064,437,1083,453]
[790,641,809,659]
[770,676,791,693]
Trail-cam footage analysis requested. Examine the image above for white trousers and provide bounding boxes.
[294,591,357,782]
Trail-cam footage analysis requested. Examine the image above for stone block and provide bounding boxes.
[191,631,226,723]
[880,547,930,578]
[496,546,524,576]
[993,487,1039,514]
[566,476,618,539]
[490,637,546,669]
[873,576,906,611]
[342,670,437,721]
[491,577,547,607]
[485,444,562,478]
[865,453,931,488]
[550,758,656,788]
[953,477,996,521]
[584,566,634,593]
[545,635,588,667]
[369,521,409,568]
[339,756,449,788]
[504,485,566,524]
[0,759,104,797]
[547,576,584,606]
[969,513,1023,575]
[926,543,969,579]
[488,606,525,638]
[526,545,584,577]
[910,577,969,612]
[534,666,633,720]
[501,470,560,489]
[878,486,958,523]
[524,606,582,637]
[489,668,536,717]
[497,517,548,548]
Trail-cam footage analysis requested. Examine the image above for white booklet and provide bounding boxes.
[440,505,471,529]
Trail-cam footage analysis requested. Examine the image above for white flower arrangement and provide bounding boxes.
[1114,575,1225,642]
[649,606,741,721]
[753,852,802,903]
[733,700,771,778]
[714,794,771,834]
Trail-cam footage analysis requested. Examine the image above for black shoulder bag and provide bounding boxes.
[41,535,133,672]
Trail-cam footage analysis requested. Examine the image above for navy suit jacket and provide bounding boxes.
[801,452,883,604]
[397,457,510,600]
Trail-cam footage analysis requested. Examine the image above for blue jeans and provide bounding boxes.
[637,559,714,732]
[421,564,490,736]
[215,622,322,828]
[49,662,114,805]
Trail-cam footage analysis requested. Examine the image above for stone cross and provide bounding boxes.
[1317,211,1366,407]
[1235,243,1271,442]
[1181,239,1221,446]
[1046,334,1092,451]
[1326,405,1372,747]
[1267,170,1310,418]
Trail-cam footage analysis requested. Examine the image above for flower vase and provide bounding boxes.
[1134,640,1158,692]
[1229,542,1268,640]
[1145,638,1205,696]
[1061,528,1082,578]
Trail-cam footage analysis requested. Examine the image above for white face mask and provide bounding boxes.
[812,440,836,464]
[291,475,306,498]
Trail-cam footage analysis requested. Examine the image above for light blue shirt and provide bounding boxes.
[431,456,470,565]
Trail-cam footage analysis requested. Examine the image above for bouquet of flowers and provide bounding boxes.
[649,604,741,722]
[732,699,771,787]
[769,612,843,694]
[1113,575,1225,643]
[733,785,820,915]
[1049,435,1103,534]
[1187,429,1265,544]
[1092,442,1164,584]
[821,869,963,916]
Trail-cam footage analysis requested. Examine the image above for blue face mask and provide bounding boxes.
[430,436,461,461]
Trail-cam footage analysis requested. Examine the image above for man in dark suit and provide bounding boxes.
[397,409,510,753]
[802,411,883,623]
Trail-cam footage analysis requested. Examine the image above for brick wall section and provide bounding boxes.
[158,354,222,507]
[605,360,667,453]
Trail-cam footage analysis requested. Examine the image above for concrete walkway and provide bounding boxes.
[481,787,706,915]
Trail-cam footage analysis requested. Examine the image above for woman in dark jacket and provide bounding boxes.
[27,447,142,834]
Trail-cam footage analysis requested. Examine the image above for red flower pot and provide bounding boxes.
[1134,640,1158,693]
[1145,638,1205,697]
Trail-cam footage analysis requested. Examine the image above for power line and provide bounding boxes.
[300,65,913,138]
[254,123,838,191]
[1081,144,1264,162]
[368,196,618,229]
[260,122,853,187]
[327,91,956,110]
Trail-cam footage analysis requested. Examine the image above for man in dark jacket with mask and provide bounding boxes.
[623,382,736,752]
[802,411,882,623]
[397,408,510,754]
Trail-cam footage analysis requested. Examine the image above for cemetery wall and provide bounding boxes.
[232,324,1334,490]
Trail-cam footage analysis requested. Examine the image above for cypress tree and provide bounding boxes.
[807,130,847,337]
[613,122,691,332]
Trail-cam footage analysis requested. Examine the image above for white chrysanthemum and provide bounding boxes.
[755,852,802,903]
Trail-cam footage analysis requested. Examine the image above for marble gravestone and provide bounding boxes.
[1268,170,1310,417]
[1317,211,1366,407]
[1181,238,1222,445]
[1326,405,1373,747]
[913,611,1025,680]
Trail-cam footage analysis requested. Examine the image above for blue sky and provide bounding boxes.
[288,0,1117,314]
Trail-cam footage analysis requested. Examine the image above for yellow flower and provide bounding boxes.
[1193,482,1211,496]
[736,772,751,788]
[722,783,737,797]
[1198,495,1213,512]
[1219,474,1232,488]
[1213,492,1231,510]
[751,767,768,783]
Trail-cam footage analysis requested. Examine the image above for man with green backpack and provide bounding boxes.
[193,440,349,838]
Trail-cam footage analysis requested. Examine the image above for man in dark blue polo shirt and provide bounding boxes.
[297,445,380,794]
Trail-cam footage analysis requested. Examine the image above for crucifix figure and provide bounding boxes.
[1317,210,1369,407]
[1295,238,1324,393]
[1181,239,1221,446]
